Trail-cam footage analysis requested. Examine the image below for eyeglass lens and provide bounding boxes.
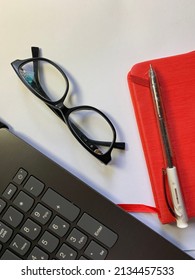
[19,60,67,102]
[68,109,114,155]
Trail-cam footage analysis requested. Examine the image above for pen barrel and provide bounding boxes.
[159,118,173,168]
[150,81,164,119]
[149,67,173,168]
[166,166,188,228]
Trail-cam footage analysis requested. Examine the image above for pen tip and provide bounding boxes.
[149,64,155,77]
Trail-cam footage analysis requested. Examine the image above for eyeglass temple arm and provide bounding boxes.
[31,47,50,100]
[90,139,125,150]
[69,120,125,150]
[31,47,125,151]
[31,47,39,80]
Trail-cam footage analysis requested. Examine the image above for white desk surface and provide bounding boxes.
[0,0,195,258]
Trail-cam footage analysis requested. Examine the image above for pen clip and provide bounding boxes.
[162,168,176,218]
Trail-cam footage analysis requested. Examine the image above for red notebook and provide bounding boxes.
[123,51,195,224]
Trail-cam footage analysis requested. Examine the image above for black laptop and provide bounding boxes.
[0,123,192,260]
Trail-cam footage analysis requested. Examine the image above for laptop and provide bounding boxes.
[0,123,192,260]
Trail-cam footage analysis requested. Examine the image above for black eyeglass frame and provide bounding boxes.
[11,47,125,164]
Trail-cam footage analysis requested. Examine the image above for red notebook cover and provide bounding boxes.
[126,51,195,224]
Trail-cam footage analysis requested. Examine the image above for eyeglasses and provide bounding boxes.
[11,47,125,164]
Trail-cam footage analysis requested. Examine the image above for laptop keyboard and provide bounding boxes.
[0,168,118,260]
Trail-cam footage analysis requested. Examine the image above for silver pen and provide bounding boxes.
[149,65,188,228]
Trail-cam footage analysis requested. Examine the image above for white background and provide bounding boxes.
[0,0,195,257]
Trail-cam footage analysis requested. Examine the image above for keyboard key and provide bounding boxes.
[20,219,41,240]
[2,206,23,227]
[79,256,88,260]
[13,168,28,185]
[10,234,31,256]
[77,213,118,248]
[84,241,107,260]
[13,191,34,212]
[38,231,59,253]
[31,203,52,225]
[3,183,17,200]
[0,199,6,214]
[1,250,22,260]
[67,228,87,249]
[56,244,77,260]
[24,176,44,197]
[0,222,13,243]
[49,216,69,237]
[41,188,80,222]
[27,246,49,260]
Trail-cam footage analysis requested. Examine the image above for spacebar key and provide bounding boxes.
[41,188,80,221]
